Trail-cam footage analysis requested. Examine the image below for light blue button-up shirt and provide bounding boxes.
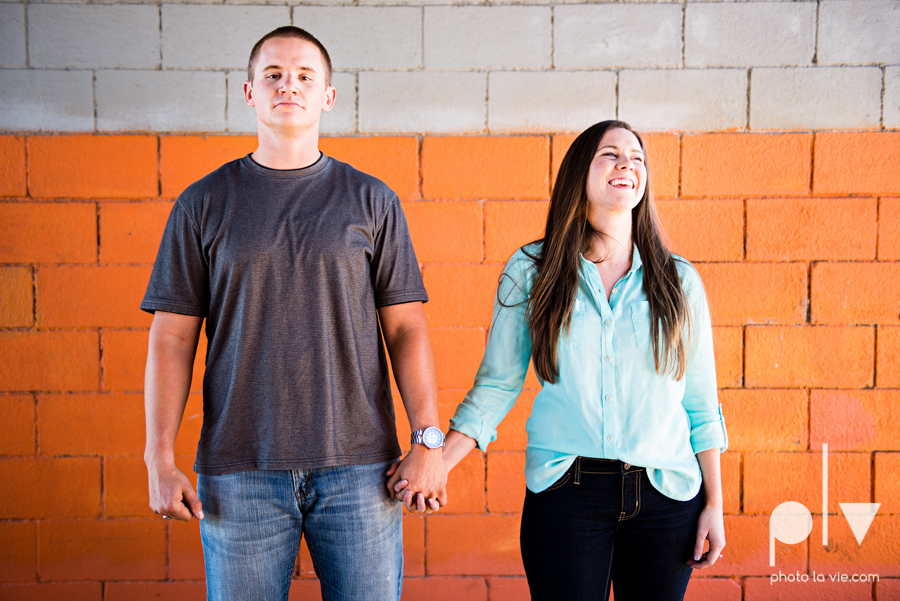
[449,242,727,501]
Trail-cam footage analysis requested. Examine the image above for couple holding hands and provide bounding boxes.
[142,25,727,601]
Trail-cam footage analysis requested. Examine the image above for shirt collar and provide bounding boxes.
[579,243,643,274]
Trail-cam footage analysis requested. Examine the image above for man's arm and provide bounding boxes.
[144,311,205,521]
[378,302,447,512]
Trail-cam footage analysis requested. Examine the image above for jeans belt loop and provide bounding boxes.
[574,457,582,485]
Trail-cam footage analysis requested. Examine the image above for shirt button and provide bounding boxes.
[624,463,631,470]
[612,288,618,294]
[605,356,611,362]
[605,320,611,326]
[607,435,614,442]
[605,395,612,401]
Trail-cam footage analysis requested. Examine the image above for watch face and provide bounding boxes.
[422,427,444,448]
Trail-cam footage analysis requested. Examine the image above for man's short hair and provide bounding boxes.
[247,26,333,87]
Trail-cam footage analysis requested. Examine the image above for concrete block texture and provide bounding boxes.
[0,4,26,68]
[554,4,682,69]
[619,69,747,132]
[162,5,290,70]
[359,71,485,134]
[293,7,421,70]
[97,70,226,132]
[750,67,883,130]
[488,71,616,133]
[227,70,355,134]
[818,0,900,65]
[424,6,551,70]
[0,70,94,132]
[685,2,816,67]
[28,5,160,68]
[886,67,900,130]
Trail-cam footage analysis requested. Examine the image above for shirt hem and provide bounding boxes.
[140,299,206,317]
[194,447,402,476]
[375,290,429,307]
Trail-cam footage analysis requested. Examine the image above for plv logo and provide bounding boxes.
[769,444,880,566]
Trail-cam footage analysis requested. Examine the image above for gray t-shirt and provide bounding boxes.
[141,153,428,475]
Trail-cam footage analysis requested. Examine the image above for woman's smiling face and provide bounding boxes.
[585,127,648,216]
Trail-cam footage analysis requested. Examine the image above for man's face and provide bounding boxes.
[244,37,335,134]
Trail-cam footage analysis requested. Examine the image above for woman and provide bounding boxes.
[442,120,726,600]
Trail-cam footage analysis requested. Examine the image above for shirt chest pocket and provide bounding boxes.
[561,298,586,349]
[631,301,651,352]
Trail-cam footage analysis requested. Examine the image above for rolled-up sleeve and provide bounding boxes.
[450,251,534,451]
[680,266,728,454]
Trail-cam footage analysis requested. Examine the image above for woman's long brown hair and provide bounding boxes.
[522,120,691,384]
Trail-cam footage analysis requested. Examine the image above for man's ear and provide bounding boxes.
[244,81,255,107]
[322,85,336,113]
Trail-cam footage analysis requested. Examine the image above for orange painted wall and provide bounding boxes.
[1,132,899,600]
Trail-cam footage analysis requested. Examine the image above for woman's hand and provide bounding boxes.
[688,503,725,569]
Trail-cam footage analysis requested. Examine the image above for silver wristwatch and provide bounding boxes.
[411,427,445,449]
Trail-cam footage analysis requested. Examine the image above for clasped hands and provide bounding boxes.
[385,444,448,514]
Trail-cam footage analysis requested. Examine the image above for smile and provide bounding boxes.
[608,178,635,189]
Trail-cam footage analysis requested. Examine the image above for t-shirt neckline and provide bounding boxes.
[241,151,330,179]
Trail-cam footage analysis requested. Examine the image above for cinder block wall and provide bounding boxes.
[1,1,899,600]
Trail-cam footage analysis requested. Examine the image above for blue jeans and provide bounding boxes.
[520,457,703,601]
[197,459,402,601]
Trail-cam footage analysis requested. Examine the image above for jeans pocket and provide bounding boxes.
[542,470,572,492]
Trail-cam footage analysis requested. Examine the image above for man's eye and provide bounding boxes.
[266,73,279,79]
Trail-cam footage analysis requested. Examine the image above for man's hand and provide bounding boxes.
[385,445,447,513]
[147,459,204,522]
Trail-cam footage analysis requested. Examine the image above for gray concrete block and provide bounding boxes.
[0,4,26,68]
[424,6,550,69]
[750,67,882,130]
[0,69,94,131]
[554,4,682,68]
[162,5,290,70]
[818,0,900,65]
[28,4,160,68]
[227,71,257,133]
[685,2,816,67]
[97,70,226,132]
[488,71,616,133]
[885,67,900,130]
[226,69,355,134]
[619,69,748,132]
[293,7,421,70]
[359,71,485,134]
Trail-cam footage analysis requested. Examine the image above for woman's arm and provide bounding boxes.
[442,429,478,472]
[688,448,725,569]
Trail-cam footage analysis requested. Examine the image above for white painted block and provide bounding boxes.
[685,2,816,67]
[0,4,26,68]
[818,0,900,65]
[29,4,159,68]
[424,6,550,69]
[750,67,881,130]
[292,7,421,70]
[162,5,290,70]
[226,70,355,134]
[885,67,900,130]
[0,69,94,131]
[97,70,226,132]
[554,4,682,68]
[359,71,485,134]
[619,69,748,132]
[488,71,616,133]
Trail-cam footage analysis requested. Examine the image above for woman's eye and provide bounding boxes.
[633,156,644,163]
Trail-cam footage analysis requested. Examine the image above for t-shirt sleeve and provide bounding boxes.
[140,200,209,317]
[370,194,428,307]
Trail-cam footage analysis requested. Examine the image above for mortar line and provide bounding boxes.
[92,70,98,133]
[880,66,886,131]
[680,0,686,69]
[157,3,163,69]
[549,5,555,69]
[614,69,619,121]
[812,0,820,65]
[23,2,30,69]
[745,68,752,131]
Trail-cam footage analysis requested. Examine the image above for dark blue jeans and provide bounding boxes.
[520,457,703,601]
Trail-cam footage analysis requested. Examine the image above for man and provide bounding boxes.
[142,26,447,601]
